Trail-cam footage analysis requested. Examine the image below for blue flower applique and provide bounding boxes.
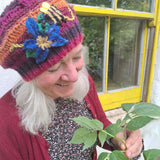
[23,14,68,64]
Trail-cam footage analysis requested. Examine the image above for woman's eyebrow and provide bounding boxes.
[76,48,83,55]
[60,47,83,63]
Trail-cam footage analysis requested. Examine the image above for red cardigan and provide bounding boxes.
[0,76,111,160]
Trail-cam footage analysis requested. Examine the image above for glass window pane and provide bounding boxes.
[117,0,152,12]
[108,18,144,91]
[68,0,112,8]
[78,16,106,92]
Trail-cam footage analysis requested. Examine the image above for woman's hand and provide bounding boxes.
[112,129,143,159]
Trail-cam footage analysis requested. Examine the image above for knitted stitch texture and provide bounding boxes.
[0,0,83,81]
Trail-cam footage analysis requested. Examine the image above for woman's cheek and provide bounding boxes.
[77,58,84,71]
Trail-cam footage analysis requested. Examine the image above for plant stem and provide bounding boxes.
[101,129,114,138]
[101,130,127,148]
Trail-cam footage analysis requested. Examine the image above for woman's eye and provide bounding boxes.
[47,64,61,73]
[48,69,58,73]
[73,56,81,60]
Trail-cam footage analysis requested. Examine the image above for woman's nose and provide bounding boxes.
[61,63,78,82]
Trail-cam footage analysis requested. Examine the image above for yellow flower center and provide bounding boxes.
[36,36,52,50]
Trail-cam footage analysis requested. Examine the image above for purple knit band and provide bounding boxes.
[0,0,83,81]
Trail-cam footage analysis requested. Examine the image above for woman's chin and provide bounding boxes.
[57,89,75,99]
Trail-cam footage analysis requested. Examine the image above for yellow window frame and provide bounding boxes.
[147,0,160,102]
[72,0,160,111]
[99,20,148,111]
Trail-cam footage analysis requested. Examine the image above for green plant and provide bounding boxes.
[68,102,160,160]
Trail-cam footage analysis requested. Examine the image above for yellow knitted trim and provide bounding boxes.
[10,44,24,52]
[63,6,75,21]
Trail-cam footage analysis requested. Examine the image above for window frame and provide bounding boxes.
[71,0,159,110]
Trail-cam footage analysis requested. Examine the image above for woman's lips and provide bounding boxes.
[56,83,71,86]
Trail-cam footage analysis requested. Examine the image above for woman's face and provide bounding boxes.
[34,43,84,99]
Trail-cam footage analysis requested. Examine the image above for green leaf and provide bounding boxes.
[123,114,131,122]
[121,114,131,127]
[68,128,90,144]
[116,119,121,126]
[98,130,108,147]
[104,124,121,139]
[98,152,110,160]
[143,149,160,160]
[132,102,160,117]
[110,150,128,160]
[71,116,103,130]
[83,131,97,151]
[90,119,104,130]
[26,49,36,58]
[121,103,135,112]
[126,116,153,131]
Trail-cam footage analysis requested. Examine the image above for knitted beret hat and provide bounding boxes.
[0,0,83,81]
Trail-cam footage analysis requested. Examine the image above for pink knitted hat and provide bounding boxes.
[0,0,83,81]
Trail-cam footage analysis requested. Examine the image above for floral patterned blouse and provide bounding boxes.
[40,98,98,160]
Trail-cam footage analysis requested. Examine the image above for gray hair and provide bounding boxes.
[12,67,90,134]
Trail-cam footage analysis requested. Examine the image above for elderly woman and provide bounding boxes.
[0,0,143,159]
